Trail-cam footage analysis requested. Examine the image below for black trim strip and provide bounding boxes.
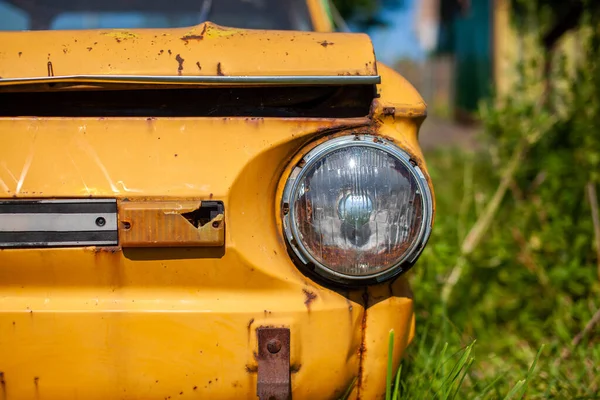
[0,85,375,118]
[0,230,117,243]
[0,201,116,214]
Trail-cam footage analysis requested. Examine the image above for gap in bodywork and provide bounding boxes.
[181,201,224,228]
[0,85,375,118]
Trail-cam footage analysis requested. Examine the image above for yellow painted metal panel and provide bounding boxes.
[357,279,415,398]
[0,22,376,80]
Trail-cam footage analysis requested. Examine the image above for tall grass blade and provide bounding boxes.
[386,329,395,400]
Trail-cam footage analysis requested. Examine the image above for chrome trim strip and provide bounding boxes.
[0,199,118,248]
[0,75,381,87]
[0,213,117,232]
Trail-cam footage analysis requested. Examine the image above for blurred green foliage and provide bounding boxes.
[393,6,600,399]
[510,0,600,49]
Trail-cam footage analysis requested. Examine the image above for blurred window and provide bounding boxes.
[0,1,29,30]
[0,0,312,31]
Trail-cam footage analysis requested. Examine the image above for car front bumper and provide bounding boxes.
[0,247,414,400]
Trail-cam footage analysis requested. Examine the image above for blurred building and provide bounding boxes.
[415,0,439,53]
[418,0,585,122]
[431,0,493,122]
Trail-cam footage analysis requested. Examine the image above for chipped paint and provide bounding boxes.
[216,62,224,76]
[175,54,184,75]
[101,31,139,41]
[203,24,241,39]
[302,289,317,311]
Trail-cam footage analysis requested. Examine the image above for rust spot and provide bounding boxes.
[181,34,204,42]
[320,40,334,47]
[209,193,213,199]
[168,49,172,55]
[290,364,301,373]
[247,318,255,332]
[245,364,258,373]
[382,107,396,116]
[193,386,197,390]
[196,61,202,71]
[179,391,183,395]
[90,246,120,254]
[18,51,22,57]
[175,54,185,75]
[216,62,224,76]
[174,154,178,157]
[47,61,54,77]
[34,376,39,385]
[87,47,93,51]
[302,289,317,311]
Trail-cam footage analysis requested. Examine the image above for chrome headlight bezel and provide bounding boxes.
[281,134,433,286]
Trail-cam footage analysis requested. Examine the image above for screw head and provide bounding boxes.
[95,217,106,227]
[266,338,282,354]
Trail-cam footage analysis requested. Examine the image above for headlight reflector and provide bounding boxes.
[282,135,433,285]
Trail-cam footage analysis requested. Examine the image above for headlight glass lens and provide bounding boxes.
[284,135,432,283]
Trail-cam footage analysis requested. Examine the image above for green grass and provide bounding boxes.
[387,148,600,399]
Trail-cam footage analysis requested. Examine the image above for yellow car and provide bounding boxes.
[0,0,433,398]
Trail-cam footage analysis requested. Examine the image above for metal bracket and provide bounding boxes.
[256,327,291,400]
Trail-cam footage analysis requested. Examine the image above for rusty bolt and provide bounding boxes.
[266,338,282,354]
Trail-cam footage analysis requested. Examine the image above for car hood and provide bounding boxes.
[0,22,378,85]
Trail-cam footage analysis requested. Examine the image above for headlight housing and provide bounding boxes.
[282,135,433,286]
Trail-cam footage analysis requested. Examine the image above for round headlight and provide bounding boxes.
[282,135,433,285]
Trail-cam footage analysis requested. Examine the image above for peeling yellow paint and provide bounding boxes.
[100,30,139,40]
[203,24,241,39]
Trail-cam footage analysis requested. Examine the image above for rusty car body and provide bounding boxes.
[0,0,433,398]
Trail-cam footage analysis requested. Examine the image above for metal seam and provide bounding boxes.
[356,289,369,399]
[0,75,382,87]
